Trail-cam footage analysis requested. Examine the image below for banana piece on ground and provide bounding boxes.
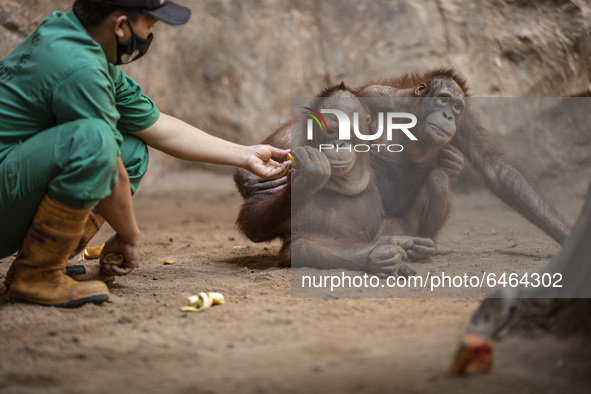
[83,244,104,260]
[182,292,225,312]
[180,306,201,312]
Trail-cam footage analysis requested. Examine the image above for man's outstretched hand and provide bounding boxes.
[243,145,291,179]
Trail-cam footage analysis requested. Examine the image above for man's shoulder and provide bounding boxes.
[35,11,109,81]
[0,10,111,96]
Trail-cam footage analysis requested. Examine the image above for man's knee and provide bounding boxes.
[60,119,119,172]
[50,120,120,208]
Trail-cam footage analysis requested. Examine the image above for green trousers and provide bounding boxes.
[0,119,148,258]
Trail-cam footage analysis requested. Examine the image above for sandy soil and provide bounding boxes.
[1,168,590,394]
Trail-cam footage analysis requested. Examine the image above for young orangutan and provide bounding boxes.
[234,85,433,276]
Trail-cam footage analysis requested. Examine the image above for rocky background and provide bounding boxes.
[1,0,590,182]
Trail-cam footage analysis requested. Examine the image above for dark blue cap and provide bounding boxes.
[104,0,191,25]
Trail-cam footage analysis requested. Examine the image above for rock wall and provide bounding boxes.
[1,0,590,178]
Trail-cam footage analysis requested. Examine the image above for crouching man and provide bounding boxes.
[0,0,290,307]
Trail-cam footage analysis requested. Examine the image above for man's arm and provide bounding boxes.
[96,113,290,276]
[132,113,291,178]
[95,157,140,276]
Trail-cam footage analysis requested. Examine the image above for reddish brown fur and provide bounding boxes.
[355,68,470,96]
[234,83,356,246]
[235,69,571,270]
[234,84,399,272]
[356,68,569,244]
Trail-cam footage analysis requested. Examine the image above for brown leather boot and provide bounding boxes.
[3,210,112,289]
[4,259,114,289]
[70,210,105,258]
[65,264,114,285]
[3,253,18,289]
[8,195,109,307]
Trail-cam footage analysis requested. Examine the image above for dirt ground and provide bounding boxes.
[1,168,591,394]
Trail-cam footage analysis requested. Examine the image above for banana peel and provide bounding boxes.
[103,253,124,266]
[180,306,201,312]
[83,245,124,266]
[181,292,225,312]
[83,244,104,260]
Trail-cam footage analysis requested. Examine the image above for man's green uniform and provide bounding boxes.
[0,10,160,258]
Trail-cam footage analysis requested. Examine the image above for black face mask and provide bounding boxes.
[115,21,153,65]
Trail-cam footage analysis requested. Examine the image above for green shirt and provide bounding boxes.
[0,10,160,162]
